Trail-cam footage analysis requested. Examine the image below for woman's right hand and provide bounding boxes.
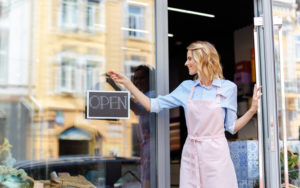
[109,71,151,111]
[107,71,131,86]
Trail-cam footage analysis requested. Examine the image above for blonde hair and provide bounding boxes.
[187,41,224,81]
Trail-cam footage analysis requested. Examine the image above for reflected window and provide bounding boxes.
[85,61,99,90]
[296,36,300,60]
[60,0,78,29]
[0,0,9,17]
[124,60,144,81]
[0,107,6,142]
[0,29,8,84]
[124,56,147,80]
[58,57,79,93]
[84,55,105,90]
[86,0,101,31]
[128,5,144,39]
[57,53,105,93]
[297,98,300,112]
[288,111,298,121]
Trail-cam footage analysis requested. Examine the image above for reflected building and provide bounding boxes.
[0,0,155,162]
[273,0,300,140]
[0,0,33,161]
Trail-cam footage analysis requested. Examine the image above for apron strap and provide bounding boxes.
[188,86,196,100]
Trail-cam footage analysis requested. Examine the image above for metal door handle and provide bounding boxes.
[253,18,264,188]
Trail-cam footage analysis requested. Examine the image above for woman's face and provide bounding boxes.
[185,50,197,75]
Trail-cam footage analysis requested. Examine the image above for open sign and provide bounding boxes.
[86,91,130,119]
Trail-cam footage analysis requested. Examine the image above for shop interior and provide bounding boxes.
[168,0,258,186]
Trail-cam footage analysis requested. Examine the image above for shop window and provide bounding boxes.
[296,36,300,60]
[128,5,145,39]
[0,29,8,84]
[59,0,78,29]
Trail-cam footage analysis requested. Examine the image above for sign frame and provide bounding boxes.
[86,90,130,120]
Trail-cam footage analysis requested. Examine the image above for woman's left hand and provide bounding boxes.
[250,84,263,114]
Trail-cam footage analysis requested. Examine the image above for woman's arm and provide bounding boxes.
[108,71,151,112]
[233,84,262,134]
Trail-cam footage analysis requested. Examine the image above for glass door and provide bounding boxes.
[271,0,300,187]
[253,0,282,187]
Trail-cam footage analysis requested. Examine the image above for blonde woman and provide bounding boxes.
[108,41,262,188]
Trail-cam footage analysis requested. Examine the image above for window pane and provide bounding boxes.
[128,5,144,39]
[1,0,156,187]
[273,1,300,187]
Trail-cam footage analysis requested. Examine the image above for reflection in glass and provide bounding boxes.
[273,0,300,187]
[0,0,155,187]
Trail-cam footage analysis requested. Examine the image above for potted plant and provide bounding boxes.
[280,149,299,187]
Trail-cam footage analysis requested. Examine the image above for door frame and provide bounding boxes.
[254,0,282,187]
[155,0,283,187]
[155,0,170,188]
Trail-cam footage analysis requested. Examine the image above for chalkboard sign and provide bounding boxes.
[86,91,130,119]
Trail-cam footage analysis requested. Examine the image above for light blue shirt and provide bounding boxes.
[150,79,237,134]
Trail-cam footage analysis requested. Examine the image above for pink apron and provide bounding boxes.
[179,85,238,188]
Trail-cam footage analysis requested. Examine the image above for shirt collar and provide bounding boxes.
[194,78,221,87]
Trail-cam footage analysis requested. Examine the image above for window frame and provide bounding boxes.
[56,53,105,94]
[56,52,80,94]
[295,35,300,61]
[127,4,146,40]
[85,0,102,32]
[83,55,105,91]
[59,0,79,30]
[0,28,8,84]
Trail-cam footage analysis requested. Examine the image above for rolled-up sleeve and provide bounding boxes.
[150,98,160,113]
[223,83,238,134]
[224,108,237,134]
[150,82,186,113]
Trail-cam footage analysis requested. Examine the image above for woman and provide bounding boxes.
[108,41,262,188]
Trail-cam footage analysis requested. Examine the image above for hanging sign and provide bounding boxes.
[86,91,130,119]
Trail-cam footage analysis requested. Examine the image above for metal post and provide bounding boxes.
[261,0,282,187]
[155,0,170,187]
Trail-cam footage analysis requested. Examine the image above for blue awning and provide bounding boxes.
[58,127,92,141]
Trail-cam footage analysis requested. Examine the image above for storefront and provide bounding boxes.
[0,0,299,187]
